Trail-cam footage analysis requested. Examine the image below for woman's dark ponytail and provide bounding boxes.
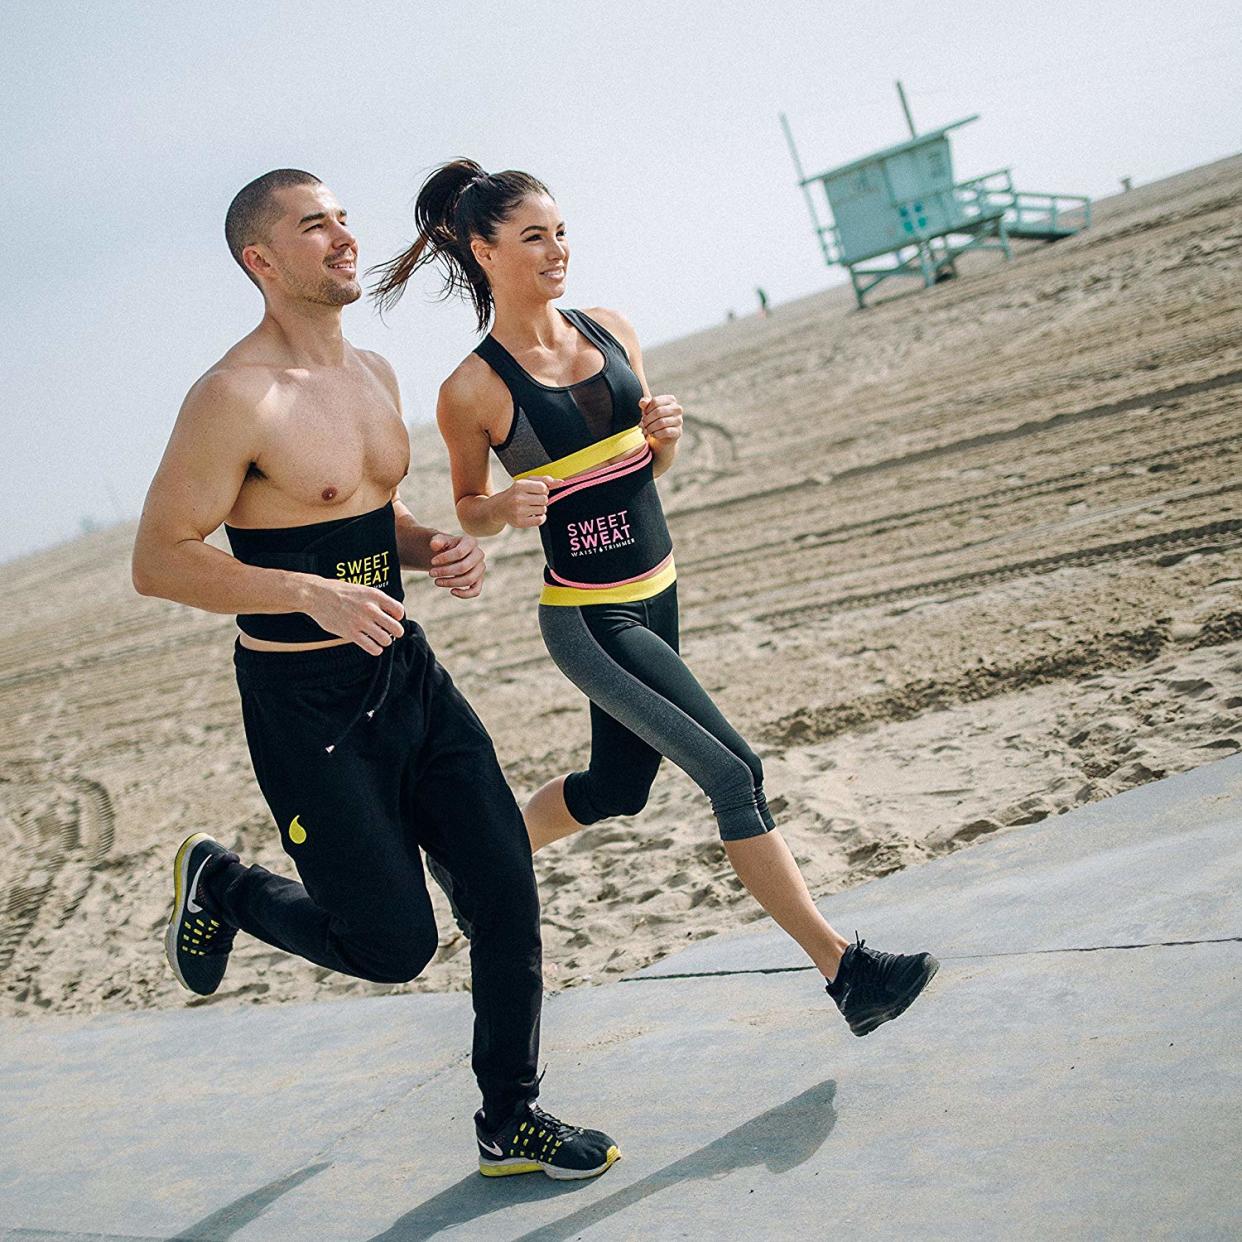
[370,158,552,332]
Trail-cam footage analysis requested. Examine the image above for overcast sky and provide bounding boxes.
[2,0,1238,564]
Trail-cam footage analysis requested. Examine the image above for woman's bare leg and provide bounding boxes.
[725,830,850,980]
[527,779,849,978]
[524,775,583,853]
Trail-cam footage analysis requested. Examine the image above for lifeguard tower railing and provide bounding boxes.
[955,169,1091,241]
[783,113,1091,308]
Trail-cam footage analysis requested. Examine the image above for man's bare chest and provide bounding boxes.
[256,378,409,502]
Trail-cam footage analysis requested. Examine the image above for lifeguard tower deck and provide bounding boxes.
[783,109,1091,308]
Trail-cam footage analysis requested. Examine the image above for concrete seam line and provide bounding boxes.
[621,935,1242,982]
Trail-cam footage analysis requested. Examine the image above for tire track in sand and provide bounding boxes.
[0,774,116,979]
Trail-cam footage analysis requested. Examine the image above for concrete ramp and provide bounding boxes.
[3,757,1239,1241]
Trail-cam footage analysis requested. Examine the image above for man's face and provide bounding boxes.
[251,184,360,306]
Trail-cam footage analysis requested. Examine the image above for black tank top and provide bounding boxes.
[224,501,403,642]
[473,309,674,605]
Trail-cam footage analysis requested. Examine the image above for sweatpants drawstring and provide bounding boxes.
[324,639,396,755]
[368,642,396,717]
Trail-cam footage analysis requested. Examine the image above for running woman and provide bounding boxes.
[132,169,617,1180]
[371,161,939,1037]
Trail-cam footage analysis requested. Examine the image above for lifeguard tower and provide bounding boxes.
[782,86,1091,308]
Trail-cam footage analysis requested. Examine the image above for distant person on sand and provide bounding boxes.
[373,160,939,1038]
[756,286,770,317]
[131,169,618,1182]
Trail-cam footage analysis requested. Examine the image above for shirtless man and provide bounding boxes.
[131,169,618,1181]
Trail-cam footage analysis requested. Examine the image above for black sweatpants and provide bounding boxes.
[207,621,542,1123]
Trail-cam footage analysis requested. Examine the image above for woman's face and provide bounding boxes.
[473,193,568,302]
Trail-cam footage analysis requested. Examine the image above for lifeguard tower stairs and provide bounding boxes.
[782,102,1091,309]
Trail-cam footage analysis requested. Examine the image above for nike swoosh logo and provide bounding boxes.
[186,855,211,915]
[479,1139,504,1158]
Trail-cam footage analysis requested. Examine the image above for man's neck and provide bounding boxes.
[259,299,349,368]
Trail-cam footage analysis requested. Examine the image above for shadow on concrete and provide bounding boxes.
[367,1167,587,1242]
[168,1161,331,1240]
[369,1080,837,1241]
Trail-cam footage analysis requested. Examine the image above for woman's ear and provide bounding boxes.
[470,236,492,272]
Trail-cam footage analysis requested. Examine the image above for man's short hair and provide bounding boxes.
[225,169,322,285]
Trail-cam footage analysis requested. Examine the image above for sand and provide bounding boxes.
[1,155,1239,1017]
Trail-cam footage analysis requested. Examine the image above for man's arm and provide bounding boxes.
[131,372,315,614]
[389,495,482,599]
[132,371,405,653]
[365,351,486,600]
[391,499,443,571]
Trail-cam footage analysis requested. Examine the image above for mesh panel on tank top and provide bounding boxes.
[565,373,614,442]
[496,408,548,477]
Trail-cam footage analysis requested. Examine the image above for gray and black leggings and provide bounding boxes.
[539,582,775,841]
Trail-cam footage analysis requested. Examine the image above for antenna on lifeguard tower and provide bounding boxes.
[779,111,832,271]
[895,80,918,139]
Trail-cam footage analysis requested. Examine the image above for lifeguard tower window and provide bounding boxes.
[782,111,1091,309]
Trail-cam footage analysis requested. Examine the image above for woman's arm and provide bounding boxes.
[586,307,683,478]
[436,358,554,534]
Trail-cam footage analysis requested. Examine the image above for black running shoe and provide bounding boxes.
[475,1102,620,1180]
[165,832,237,996]
[828,933,939,1037]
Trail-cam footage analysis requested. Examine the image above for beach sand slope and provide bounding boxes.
[0,155,1238,1016]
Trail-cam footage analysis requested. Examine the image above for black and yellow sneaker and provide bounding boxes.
[827,934,939,1037]
[165,832,237,996]
[475,1102,620,1181]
